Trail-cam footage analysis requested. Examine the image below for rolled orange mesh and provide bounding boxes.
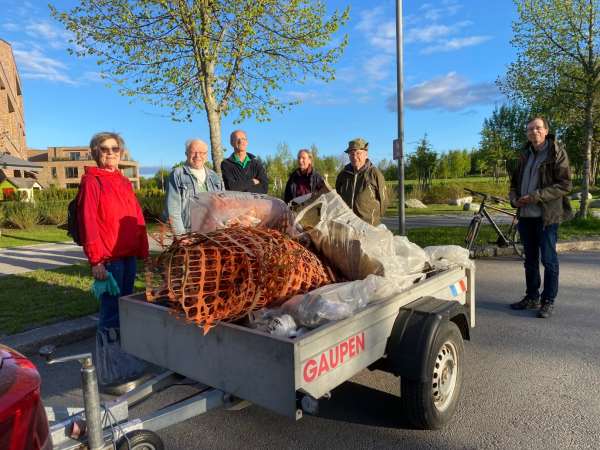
[145,226,334,333]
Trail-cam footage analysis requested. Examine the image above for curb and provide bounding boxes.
[0,314,98,356]
[473,238,600,258]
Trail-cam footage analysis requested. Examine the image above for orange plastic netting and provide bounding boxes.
[145,226,334,333]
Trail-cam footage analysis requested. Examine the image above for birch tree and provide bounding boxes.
[51,0,349,173]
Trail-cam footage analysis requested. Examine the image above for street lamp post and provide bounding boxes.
[395,0,406,235]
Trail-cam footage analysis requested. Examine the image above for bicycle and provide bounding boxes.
[463,188,523,258]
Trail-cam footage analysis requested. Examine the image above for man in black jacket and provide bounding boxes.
[508,117,572,318]
[221,130,269,193]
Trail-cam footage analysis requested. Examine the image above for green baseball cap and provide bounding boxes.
[345,137,369,153]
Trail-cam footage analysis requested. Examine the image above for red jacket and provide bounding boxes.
[78,166,149,266]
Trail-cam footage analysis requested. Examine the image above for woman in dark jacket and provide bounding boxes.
[78,131,149,391]
[283,149,326,203]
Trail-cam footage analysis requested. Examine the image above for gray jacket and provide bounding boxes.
[165,165,224,235]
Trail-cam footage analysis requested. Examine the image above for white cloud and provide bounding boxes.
[12,47,76,84]
[364,54,393,82]
[1,22,20,31]
[387,72,499,111]
[420,0,463,22]
[422,35,492,54]
[81,71,104,83]
[284,90,347,106]
[25,21,73,49]
[356,7,396,53]
[405,21,471,43]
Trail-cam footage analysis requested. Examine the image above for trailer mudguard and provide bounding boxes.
[382,296,470,382]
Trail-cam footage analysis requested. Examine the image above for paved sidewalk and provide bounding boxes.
[0,242,87,276]
[0,237,165,277]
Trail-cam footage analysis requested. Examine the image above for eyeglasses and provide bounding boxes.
[99,146,122,154]
[526,126,545,132]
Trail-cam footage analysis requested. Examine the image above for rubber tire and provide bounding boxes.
[400,321,464,429]
[465,216,482,257]
[116,430,165,450]
[511,229,524,259]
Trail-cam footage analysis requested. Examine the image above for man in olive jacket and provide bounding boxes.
[508,117,572,318]
[335,138,388,226]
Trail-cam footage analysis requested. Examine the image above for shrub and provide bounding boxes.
[38,200,69,225]
[136,190,165,222]
[34,185,77,201]
[3,201,40,229]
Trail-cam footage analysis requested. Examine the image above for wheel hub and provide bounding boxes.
[432,341,458,412]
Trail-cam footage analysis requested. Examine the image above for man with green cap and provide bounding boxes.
[335,137,388,225]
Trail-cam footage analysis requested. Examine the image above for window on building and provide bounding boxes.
[7,95,14,112]
[70,152,80,161]
[13,170,21,178]
[66,183,80,189]
[51,167,57,178]
[65,167,78,179]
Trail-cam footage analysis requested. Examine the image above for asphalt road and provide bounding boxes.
[382,214,513,230]
[35,251,600,449]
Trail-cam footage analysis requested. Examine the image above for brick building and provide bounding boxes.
[0,39,26,160]
[1,39,140,191]
[0,39,43,200]
[28,146,140,189]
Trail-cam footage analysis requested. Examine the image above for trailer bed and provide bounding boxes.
[120,266,474,419]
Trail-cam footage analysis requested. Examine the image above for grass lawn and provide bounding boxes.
[0,262,146,336]
[406,216,600,248]
[0,222,162,248]
[0,226,71,248]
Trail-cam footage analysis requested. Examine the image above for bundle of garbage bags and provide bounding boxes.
[179,190,473,337]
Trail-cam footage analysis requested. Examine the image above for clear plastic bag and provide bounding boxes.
[189,191,297,235]
[293,191,429,280]
[281,274,391,328]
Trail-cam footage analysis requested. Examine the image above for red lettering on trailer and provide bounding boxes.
[302,332,366,383]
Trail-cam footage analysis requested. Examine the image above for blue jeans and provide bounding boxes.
[98,256,137,331]
[518,218,559,303]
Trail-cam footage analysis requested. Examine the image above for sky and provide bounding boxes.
[0,0,518,176]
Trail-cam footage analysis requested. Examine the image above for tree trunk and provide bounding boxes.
[578,93,593,218]
[205,105,224,174]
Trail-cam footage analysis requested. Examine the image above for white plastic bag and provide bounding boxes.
[424,245,474,270]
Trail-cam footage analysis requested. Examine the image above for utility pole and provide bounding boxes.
[395,0,406,235]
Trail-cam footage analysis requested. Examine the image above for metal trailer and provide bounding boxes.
[44,265,475,450]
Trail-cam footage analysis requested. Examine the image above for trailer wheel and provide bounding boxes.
[400,320,464,429]
[116,430,164,450]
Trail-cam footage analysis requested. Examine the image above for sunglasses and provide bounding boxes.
[99,146,122,154]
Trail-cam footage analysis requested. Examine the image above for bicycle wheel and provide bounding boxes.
[464,216,482,257]
[495,220,523,258]
[509,224,524,258]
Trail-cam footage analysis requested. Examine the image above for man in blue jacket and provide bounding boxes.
[221,130,269,193]
[165,139,224,236]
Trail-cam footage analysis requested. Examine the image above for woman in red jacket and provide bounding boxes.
[78,131,149,390]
